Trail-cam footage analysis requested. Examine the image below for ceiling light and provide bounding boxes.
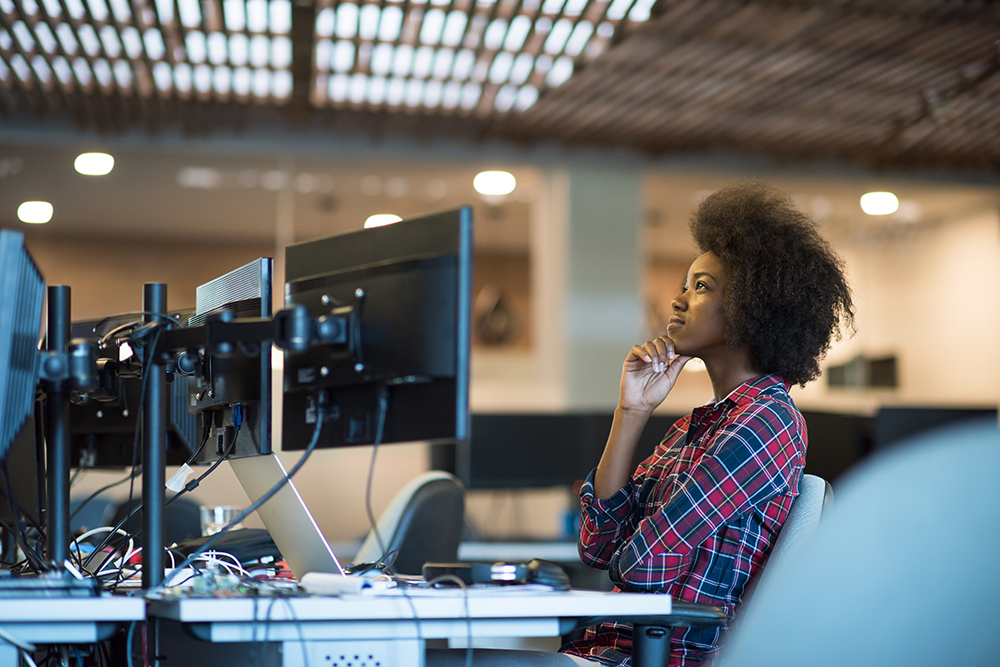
[18,201,53,224]
[365,214,402,228]
[74,152,114,175]
[860,191,898,216]
[474,170,516,195]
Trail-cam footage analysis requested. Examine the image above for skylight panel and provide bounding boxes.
[392,44,413,77]
[371,43,393,75]
[420,9,446,45]
[366,75,386,104]
[336,3,358,39]
[271,35,291,68]
[86,0,108,22]
[214,66,231,93]
[494,83,516,111]
[186,31,207,63]
[332,40,354,72]
[78,24,101,56]
[564,20,592,57]
[563,0,587,16]
[224,0,246,31]
[73,57,92,85]
[405,78,423,107]
[175,63,192,92]
[31,56,51,83]
[440,11,466,47]
[378,6,402,41]
[442,80,460,108]
[52,57,72,83]
[543,18,574,54]
[152,61,171,90]
[0,30,10,51]
[452,49,474,80]
[386,76,405,105]
[329,73,348,101]
[606,0,631,21]
[412,46,434,78]
[503,15,531,51]
[249,35,269,67]
[514,83,537,111]
[207,32,227,64]
[629,0,655,22]
[40,0,62,17]
[108,0,130,22]
[65,0,85,19]
[316,7,334,37]
[12,22,35,52]
[423,77,442,107]
[229,33,248,65]
[359,4,380,40]
[252,67,269,96]
[246,0,268,33]
[273,69,291,97]
[93,59,113,86]
[270,0,292,33]
[540,0,564,14]
[56,24,77,53]
[121,27,143,58]
[349,73,366,103]
[233,66,251,94]
[99,26,122,57]
[113,59,132,87]
[193,64,210,92]
[509,52,533,85]
[432,48,453,79]
[22,0,38,13]
[144,29,165,59]
[315,40,332,71]
[483,19,507,50]
[35,22,58,53]
[459,81,479,110]
[546,54,572,86]
[178,0,202,28]
[488,51,512,84]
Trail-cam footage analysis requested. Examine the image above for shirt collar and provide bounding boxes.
[702,374,790,411]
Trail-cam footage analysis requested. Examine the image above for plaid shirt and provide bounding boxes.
[561,374,806,667]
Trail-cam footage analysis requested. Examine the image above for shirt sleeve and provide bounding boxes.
[576,469,641,569]
[606,401,801,590]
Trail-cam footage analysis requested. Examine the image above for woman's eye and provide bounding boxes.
[696,281,708,290]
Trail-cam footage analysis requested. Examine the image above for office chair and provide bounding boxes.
[427,472,832,667]
[108,495,202,549]
[352,470,465,576]
[718,421,1000,666]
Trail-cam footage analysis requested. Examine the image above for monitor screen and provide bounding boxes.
[282,207,472,450]
[874,406,998,450]
[185,257,273,463]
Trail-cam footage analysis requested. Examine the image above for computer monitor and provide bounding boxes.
[185,257,273,462]
[0,230,45,463]
[433,412,682,489]
[68,312,201,468]
[282,207,472,450]
[874,406,998,450]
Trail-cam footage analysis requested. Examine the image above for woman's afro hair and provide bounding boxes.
[690,182,855,387]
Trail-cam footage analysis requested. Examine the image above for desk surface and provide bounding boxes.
[0,595,145,622]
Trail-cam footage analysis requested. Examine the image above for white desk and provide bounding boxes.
[0,596,145,667]
[149,588,673,667]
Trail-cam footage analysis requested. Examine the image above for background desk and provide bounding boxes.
[149,588,672,667]
[0,596,145,667]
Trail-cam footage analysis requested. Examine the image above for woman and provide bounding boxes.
[561,182,854,666]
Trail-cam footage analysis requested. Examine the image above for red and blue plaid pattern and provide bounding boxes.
[562,374,806,667]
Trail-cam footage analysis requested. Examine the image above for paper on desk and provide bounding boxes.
[300,572,393,596]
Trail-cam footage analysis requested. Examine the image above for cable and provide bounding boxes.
[426,573,474,667]
[155,397,327,591]
[69,468,141,522]
[0,626,35,652]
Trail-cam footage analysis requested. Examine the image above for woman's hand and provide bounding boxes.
[619,335,693,414]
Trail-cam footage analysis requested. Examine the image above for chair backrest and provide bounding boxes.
[746,473,832,604]
[353,470,465,575]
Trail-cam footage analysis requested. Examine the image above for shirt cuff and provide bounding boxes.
[579,469,634,525]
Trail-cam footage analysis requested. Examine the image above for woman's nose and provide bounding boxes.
[671,295,687,312]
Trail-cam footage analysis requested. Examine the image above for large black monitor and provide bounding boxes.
[68,312,201,468]
[282,208,472,450]
[185,257,273,462]
[873,406,997,450]
[0,230,45,463]
[435,412,682,489]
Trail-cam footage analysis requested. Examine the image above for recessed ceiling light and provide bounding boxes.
[860,191,899,216]
[365,214,402,228]
[18,201,53,224]
[74,152,115,175]
[474,170,516,196]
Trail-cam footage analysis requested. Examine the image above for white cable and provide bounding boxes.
[71,526,135,575]
[0,627,34,652]
[20,650,40,667]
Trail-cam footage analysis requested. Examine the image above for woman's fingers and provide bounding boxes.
[626,337,679,373]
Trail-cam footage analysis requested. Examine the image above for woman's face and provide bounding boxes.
[666,251,728,358]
